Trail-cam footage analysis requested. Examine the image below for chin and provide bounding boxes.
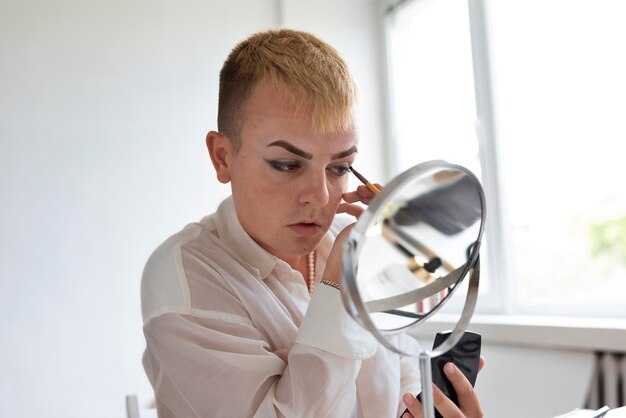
[292,239,323,256]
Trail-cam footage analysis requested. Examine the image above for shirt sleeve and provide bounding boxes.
[296,284,377,358]
[143,289,375,418]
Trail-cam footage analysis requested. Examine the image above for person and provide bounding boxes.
[141,28,484,418]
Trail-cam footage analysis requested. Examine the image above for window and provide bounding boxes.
[385,0,626,316]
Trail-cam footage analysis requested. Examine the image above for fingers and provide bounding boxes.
[442,363,483,418]
[429,383,465,418]
[401,361,485,418]
[401,388,461,418]
[342,185,371,203]
[401,393,421,418]
[336,202,364,218]
[478,356,486,373]
[342,183,383,205]
[338,182,382,219]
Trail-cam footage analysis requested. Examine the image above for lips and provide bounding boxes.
[288,220,322,236]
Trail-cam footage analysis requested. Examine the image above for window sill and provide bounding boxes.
[410,314,626,352]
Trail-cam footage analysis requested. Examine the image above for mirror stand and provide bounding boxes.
[419,351,436,418]
[340,161,486,418]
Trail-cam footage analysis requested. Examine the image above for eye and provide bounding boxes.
[266,159,301,172]
[328,163,351,176]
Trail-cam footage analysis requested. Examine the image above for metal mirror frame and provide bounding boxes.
[340,160,486,357]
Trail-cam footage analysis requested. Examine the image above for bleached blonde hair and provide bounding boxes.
[217,28,357,149]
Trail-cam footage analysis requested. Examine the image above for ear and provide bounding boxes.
[206,131,232,184]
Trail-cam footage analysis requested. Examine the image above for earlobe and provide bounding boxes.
[206,131,232,184]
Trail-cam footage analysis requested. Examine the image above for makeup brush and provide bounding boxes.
[349,166,380,195]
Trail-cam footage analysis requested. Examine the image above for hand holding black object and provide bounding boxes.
[401,331,482,418]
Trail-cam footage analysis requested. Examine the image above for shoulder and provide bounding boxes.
[140,216,216,323]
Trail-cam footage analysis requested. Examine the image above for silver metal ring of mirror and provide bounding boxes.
[340,160,486,418]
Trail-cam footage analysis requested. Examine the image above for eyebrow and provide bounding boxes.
[267,140,358,160]
[331,146,358,160]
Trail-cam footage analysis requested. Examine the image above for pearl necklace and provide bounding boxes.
[307,251,316,295]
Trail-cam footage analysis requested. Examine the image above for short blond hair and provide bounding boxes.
[217,28,357,149]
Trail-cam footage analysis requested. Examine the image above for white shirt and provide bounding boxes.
[141,197,421,417]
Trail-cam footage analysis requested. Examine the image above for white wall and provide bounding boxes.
[476,344,594,418]
[0,1,384,417]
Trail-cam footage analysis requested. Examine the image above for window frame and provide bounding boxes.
[382,0,510,314]
[383,0,626,318]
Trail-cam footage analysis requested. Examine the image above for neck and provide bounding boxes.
[285,252,317,294]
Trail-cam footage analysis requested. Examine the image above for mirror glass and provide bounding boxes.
[341,161,486,356]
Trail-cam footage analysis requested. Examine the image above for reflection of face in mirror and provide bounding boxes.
[342,162,485,355]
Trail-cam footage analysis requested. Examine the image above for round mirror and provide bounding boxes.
[341,160,486,357]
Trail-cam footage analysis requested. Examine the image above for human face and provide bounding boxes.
[227,80,358,262]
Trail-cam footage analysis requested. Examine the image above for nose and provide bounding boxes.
[299,170,330,208]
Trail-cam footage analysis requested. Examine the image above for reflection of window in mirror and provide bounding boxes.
[385,0,626,317]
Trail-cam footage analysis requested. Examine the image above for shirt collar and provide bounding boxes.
[214,196,277,280]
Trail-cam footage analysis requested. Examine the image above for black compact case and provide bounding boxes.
[403,330,482,418]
